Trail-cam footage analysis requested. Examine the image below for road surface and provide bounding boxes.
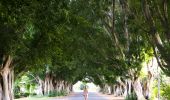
[50,92,124,100]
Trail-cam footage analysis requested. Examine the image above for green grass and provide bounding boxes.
[14,96,63,100]
[15,96,48,100]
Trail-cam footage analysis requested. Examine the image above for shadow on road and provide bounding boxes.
[50,92,124,100]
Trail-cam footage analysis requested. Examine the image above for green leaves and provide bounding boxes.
[1,0,170,90]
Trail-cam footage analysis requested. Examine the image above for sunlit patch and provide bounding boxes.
[73,81,100,92]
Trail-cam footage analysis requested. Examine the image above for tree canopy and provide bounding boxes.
[0,0,170,100]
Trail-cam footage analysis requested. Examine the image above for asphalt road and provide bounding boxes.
[50,92,124,100]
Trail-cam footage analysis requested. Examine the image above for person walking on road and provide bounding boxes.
[83,86,88,100]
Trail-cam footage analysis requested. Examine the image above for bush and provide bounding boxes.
[125,92,137,100]
[48,90,68,97]
[14,94,20,99]
[161,84,170,100]
[30,93,37,96]
[20,92,30,97]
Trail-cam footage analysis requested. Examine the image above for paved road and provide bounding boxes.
[50,92,124,100]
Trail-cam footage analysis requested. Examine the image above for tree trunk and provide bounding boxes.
[0,82,2,100]
[54,81,59,91]
[133,78,146,100]
[115,85,120,96]
[61,81,64,91]
[64,82,70,94]
[56,80,63,92]
[110,85,114,94]
[113,84,121,96]
[37,77,44,95]
[44,73,52,94]
[127,79,132,95]
[44,76,49,94]
[143,58,156,99]
[113,85,117,96]
[0,55,13,100]
[69,84,73,92]
[2,71,10,100]
[49,77,54,92]
[44,78,47,94]
[102,84,110,94]
[123,80,128,97]
[0,70,13,100]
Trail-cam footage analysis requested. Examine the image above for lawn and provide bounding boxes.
[15,96,65,100]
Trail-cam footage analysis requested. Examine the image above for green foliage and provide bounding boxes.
[48,90,68,97]
[14,73,37,98]
[151,79,170,100]
[151,86,158,100]
[125,92,137,100]
[14,92,30,99]
[161,84,170,100]
[1,0,170,98]
[80,82,88,90]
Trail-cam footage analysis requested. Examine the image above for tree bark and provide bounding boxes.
[49,77,54,92]
[69,84,73,92]
[2,71,10,100]
[0,55,13,100]
[37,76,44,95]
[44,75,49,94]
[0,82,2,100]
[133,78,146,100]
[127,79,132,95]
[143,58,156,99]
[123,80,128,97]
[110,85,114,94]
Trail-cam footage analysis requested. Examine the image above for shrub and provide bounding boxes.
[48,90,68,97]
[161,84,170,100]
[20,92,30,97]
[14,94,20,99]
[125,92,137,100]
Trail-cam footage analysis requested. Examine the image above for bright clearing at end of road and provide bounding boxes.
[73,81,100,92]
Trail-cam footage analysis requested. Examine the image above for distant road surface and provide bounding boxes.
[50,92,124,100]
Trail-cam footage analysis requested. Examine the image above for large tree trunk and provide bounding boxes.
[44,73,50,94]
[0,82,2,100]
[49,75,54,92]
[127,79,132,95]
[44,73,55,95]
[110,85,114,94]
[123,80,128,97]
[2,71,10,100]
[113,84,122,96]
[101,84,110,94]
[143,58,157,99]
[69,83,73,92]
[37,76,44,95]
[44,77,48,94]
[113,85,117,96]
[115,85,120,96]
[133,78,146,100]
[61,81,64,91]
[54,80,64,92]
[0,55,13,100]
[64,82,70,94]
